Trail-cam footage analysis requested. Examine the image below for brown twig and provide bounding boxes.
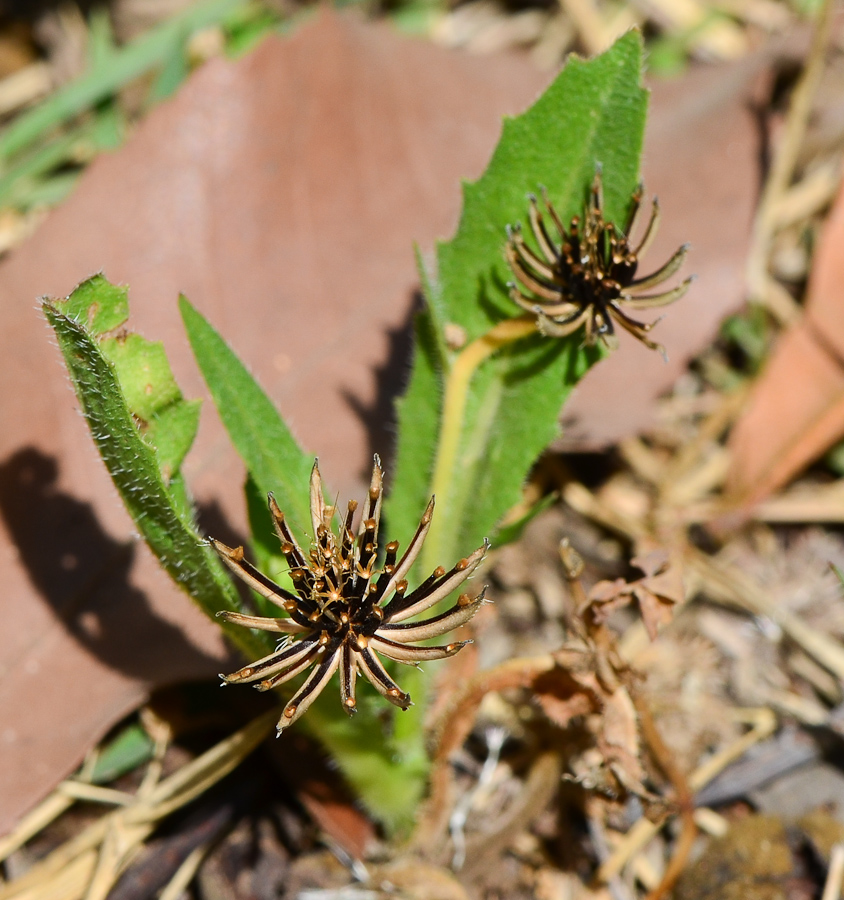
[412,654,556,851]
[631,690,697,900]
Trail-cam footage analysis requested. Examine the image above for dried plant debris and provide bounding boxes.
[675,813,844,900]
[637,632,739,775]
[506,171,692,355]
[214,456,489,732]
[726,527,844,639]
[588,548,684,640]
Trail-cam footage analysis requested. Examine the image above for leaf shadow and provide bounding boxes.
[479,268,516,325]
[341,288,418,480]
[0,447,226,681]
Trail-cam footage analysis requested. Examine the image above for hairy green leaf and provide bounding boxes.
[44,277,267,662]
[179,296,313,535]
[391,34,647,571]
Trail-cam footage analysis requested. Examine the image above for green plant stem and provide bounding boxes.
[424,314,536,570]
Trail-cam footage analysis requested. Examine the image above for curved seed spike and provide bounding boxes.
[532,297,582,318]
[590,169,604,217]
[508,231,556,281]
[624,181,645,235]
[211,539,305,616]
[539,188,567,241]
[370,635,469,664]
[386,540,489,623]
[375,496,435,602]
[340,499,358,562]
[536,306,591,339]
[309,459,325,539]
[379,590,485,642]
[356,647,412,709]
[634,197,660,259]
[257,648,321,691]
[222,636,319,685]
[277,647,342,733]
[510,284,553,316]
[629,244,689,292]
[528,197,558,263]
[506,244,565,302]
[217,611,308,634]
[339,643,357,714]
[359,455,383,538]
[268,494,308,570]
[620,276,694,310]
[609,304,665,355]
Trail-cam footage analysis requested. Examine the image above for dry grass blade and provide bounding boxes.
[770,160,842,231]
[0,64,52,118]
[0,752,102,865]
[746,0,836,322]
[821,842,844,900]
[0,710,277,900]
[157,843,212,900]
[56,784,134,807]
[689,550,844,683]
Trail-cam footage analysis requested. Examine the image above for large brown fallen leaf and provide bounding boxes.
[727,174,844,507]
[0,10,546,837]
[0,10,766,834]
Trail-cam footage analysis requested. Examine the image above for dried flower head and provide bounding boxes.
[212,457,488,733]
[505,171,692,355]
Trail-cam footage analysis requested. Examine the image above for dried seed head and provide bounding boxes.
[505,171,692,356]
[211,456,489,733]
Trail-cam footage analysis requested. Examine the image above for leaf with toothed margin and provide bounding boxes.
[387,32,647,574]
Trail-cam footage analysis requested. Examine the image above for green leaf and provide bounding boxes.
[391,33,647,572]
[90,723,154,785]
[57,272,128,335]
[439,31,648,338]
[149,37,189,103]
[384,260,448,551]
[43,276,268,663]
[179,296,313,534]
[100,333,183,422]
[147,399,203,481]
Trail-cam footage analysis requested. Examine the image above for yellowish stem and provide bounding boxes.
[425,315,536,563]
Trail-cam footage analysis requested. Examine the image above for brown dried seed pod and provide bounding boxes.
[212,456,489,733]
[505,171,693,357]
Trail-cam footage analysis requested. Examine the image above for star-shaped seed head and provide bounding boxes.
[505,170,693,356]
[211,457,488,734]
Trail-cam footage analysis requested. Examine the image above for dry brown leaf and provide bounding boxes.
[533,647,604,728]
[598,685,648,797]
[0,11,547,836]
[537,644,652,799]
[589,550,683,639]
[728,173,844,507]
